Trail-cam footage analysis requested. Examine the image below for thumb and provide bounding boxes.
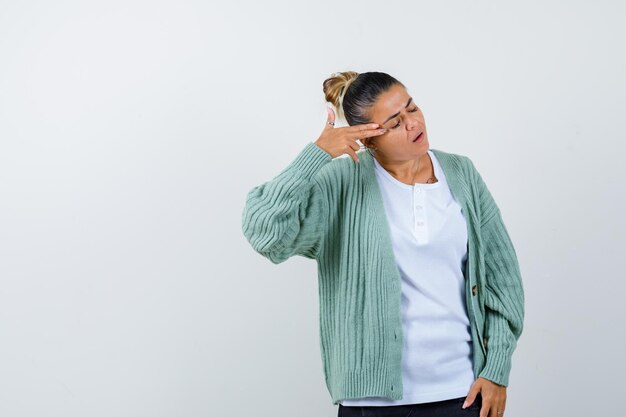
[325,106,335,128]
[462,381,481,409]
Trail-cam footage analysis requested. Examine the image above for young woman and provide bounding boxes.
[241,71,525,417]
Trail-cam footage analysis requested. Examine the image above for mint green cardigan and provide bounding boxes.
[241,141,525,405]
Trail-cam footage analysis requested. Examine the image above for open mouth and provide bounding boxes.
[413,132,424,142]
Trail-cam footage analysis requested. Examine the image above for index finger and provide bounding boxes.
[351,123,381,131]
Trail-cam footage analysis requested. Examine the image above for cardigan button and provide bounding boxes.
[472,285,477,296]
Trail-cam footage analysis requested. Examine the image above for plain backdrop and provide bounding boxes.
[1,1,625,416]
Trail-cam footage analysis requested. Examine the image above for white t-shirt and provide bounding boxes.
[340,149,474,406]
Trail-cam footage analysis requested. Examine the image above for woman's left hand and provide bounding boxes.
[462,377,507,417]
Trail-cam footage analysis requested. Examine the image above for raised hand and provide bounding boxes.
[315,107,387,163]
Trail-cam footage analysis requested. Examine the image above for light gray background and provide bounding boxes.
[1,1,624,416]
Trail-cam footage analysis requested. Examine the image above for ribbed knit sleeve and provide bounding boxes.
[469,159,500,227]
[241,142,333,264]
[478,211,525,386]
[470,161,525,387]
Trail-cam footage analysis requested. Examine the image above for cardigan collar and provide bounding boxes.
[358,147,467,211]
[357,146,482,277]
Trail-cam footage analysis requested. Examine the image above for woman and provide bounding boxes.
[241,71,524,417]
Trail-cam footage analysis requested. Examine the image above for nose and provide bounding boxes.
[406,115,419,131]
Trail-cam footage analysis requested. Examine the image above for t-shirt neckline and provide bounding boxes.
[373,150,443,190]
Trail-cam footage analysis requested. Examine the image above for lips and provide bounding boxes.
[412,132,424,142]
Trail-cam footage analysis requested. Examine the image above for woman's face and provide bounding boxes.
[363,84,429,161]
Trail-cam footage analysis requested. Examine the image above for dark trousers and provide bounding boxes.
[337,393,482,417]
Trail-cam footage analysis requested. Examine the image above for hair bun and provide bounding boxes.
[322,71,359,120]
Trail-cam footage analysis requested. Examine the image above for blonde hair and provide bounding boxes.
[322,71,360,122]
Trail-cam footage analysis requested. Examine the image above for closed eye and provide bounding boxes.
[391,106,419,129]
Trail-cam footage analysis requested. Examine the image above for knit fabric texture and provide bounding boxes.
[241,142,525,405]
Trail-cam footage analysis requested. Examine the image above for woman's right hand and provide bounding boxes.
[315,107,387,163]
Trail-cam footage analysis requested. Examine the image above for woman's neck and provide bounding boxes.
[375,152,436,184]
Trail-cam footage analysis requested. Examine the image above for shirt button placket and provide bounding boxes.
[413,187,426,242]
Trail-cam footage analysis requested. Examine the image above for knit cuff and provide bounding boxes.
[477,346,514,387]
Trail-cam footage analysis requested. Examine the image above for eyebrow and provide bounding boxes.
[382,97,414,125]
